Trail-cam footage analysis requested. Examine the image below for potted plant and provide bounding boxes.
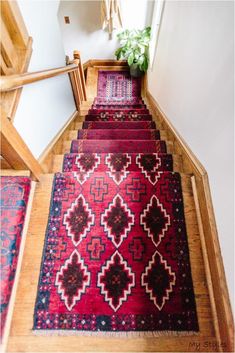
[115,27,151,77]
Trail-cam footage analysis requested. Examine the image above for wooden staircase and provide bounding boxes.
[6,66,229,353]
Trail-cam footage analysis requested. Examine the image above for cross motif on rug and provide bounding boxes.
[87,237,105,260]
[90,177,108,201]
[126,178,146,201]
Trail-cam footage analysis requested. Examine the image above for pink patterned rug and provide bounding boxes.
[0,177,31,339]
[97,71,141,99]
[33,71,198,335]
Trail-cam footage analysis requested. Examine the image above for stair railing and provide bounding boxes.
[66,50,87,107]
[0,50,87,110]
[0,50,87,180]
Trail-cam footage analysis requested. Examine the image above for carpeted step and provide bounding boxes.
[97,70,141,97]
[70,139,167,153]
[62,153,173,174]
[85,114,152,122]
[82,121,157,129]
[77,129,160,140]
[92,104,147,109]
[93,97,145,105]
[52,153,183,173]
[88,108,150,115]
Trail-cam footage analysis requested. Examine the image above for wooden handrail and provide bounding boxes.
[0,63,78,92]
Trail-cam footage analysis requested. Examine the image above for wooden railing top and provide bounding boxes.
[0,62,79,92]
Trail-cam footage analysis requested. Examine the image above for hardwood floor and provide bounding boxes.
[6,67,219,352]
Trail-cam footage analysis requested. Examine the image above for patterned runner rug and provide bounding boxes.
[0,177,31,339]
[34,171,198,334]
[97,71,141,99]
[33,70,198,336]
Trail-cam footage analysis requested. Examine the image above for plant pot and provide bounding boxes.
[130,63,144,78]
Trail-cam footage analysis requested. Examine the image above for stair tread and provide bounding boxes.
[76,129,161,140]
[70,139,167,153]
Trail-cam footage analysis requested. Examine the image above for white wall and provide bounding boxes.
[58,0,154,63]
[148,0,234,306]
[14,0,76,158]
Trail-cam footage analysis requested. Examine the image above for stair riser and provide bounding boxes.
[67,130,169,144]
[52,154,183,173]
[77,130,161,140]
[61,140,174,154]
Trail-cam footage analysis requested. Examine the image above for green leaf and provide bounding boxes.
[138,55,145,65]
[115,26,151,67]
[128,52,134,66]
[140,56,148,72]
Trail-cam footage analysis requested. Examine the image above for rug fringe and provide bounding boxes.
[33,329,199,338]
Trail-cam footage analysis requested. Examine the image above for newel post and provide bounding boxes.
[73,50,87,102]
[67,51,87,110]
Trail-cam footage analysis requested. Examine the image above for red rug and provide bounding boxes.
[33,171,198,333]
[0,177,31,339]
[82,121,156,129]
[77,129,160,140]
[33,70,198,335]
[70,140,167,153]
[97,71,141,98]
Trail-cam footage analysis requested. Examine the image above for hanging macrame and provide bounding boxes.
[101,0,123,39]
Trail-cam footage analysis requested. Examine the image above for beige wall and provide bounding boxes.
[58,0,154,62]
[148,0,234,307]
[14,0,76,158]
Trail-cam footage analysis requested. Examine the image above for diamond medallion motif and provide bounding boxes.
[74,153,101,184]
[142,251,176,310]
[98,251,135,312]
[63,194,94,246]
[101,194,134,247]
[136,154,161,185]
[55,249,90,311]
[106,153,131,185]
[141,195,170,247]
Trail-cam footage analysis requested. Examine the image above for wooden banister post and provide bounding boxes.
[73,50,87,101]
[0,111,43,181]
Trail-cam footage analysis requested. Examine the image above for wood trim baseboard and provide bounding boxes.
[1,181,36,353]
[145,90,234,352]
[89,59,128,67]
[191,175,221,346]
[38,110,78,172]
